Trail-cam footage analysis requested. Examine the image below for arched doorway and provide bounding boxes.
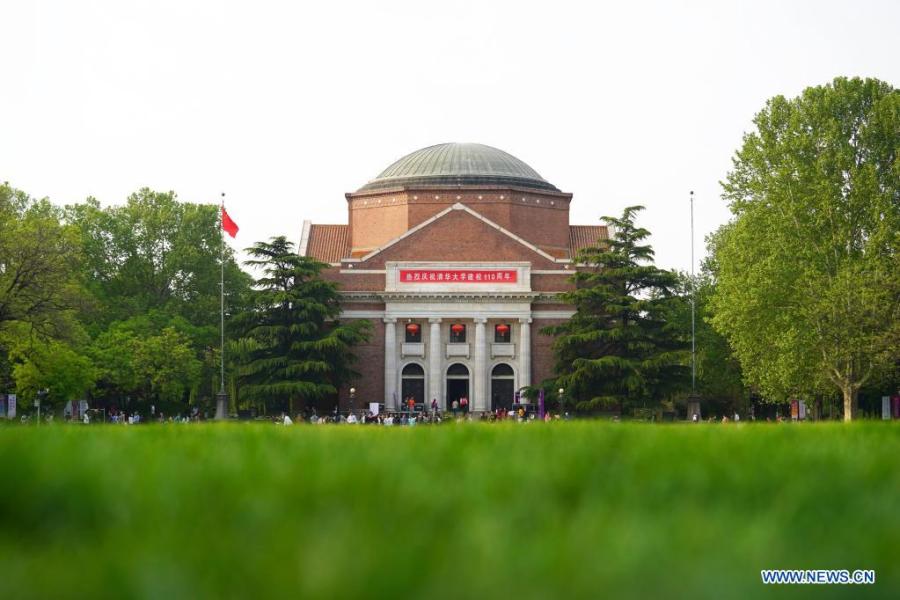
[491,363,515,411]
[401,363,425,410]
[446,363,470,412]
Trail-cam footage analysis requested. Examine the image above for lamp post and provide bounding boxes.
[349,387,356,418]
[35,389,48,426]
[558,388,565,419]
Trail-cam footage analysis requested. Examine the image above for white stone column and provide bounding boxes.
[428,318,443,409]
[384,318,397,410]
[518,317,532,389]
[473,318,487,412]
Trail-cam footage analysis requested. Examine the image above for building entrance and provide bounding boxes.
[491,363,515,411]
[401,364,425,409]
[446,363,470,412]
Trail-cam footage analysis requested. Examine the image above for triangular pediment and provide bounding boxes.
[351,203,562,269]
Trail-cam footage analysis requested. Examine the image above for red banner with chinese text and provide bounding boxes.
[399,269,518,283]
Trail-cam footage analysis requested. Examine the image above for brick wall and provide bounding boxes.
[532,273,574,291]
[346,187,572,257]
[531,318,566,387]
[355,208,561,270]
[349,201,408,254]
[337,317,385,412]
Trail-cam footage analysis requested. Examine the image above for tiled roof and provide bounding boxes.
[569,225,608,255]
[304,223,607,263]
[306,224,349,263]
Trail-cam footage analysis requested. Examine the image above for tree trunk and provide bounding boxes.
[842,386,858,422]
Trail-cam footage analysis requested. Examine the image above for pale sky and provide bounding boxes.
[2,0,897,272]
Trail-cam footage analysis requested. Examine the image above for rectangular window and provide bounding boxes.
[449,323,467,343]
[494,323,511,343]
[404,322,422,343]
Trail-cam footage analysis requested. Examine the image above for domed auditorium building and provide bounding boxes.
[299,143,607,413]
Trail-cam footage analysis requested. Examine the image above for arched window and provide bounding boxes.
[491,363,514,377]
[402,363,424,377]
[447,363,469,376]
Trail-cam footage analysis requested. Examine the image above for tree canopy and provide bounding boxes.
[710,77,899,420]
[0,184,83,339]
[65,189,251,333]
[235,237,370,415]
[544,206,689,413]
[63,190,253,413]
[0,184,256,415]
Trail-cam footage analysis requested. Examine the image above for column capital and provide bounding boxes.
[383,317,397,324]
[428,318,442,324]
[518,317,533,324]
[473,317,488,324]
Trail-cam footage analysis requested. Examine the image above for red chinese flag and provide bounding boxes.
[221,206,239,238]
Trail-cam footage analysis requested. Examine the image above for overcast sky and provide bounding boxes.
[2,0,897,272]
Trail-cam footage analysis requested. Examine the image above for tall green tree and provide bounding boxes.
[65,189,252,410]
[711,77,899,420]
[544,206,689,413]
[0,184,83,338]
[236,237,370,413]
[65,189,251,333]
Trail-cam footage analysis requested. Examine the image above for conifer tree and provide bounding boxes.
[236,237,370,413]
[544,206,689,412]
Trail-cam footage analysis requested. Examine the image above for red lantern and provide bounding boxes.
[406,323,420,334]
[496,323,510,335]
[451,323,465,334]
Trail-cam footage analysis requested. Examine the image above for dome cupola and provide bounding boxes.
[358,143,558,192]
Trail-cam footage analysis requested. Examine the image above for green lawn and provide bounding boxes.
[1,422,897,599]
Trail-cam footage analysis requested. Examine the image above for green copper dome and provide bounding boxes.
[358,143,558,192]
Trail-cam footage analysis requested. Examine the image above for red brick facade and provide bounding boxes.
[303,143,607,413]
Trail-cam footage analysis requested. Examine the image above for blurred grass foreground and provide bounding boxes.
[1,422,898,599]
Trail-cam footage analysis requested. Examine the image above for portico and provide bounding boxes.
[381,300,532,411]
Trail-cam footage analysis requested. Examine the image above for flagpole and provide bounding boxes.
[216,192,227,420]
[690,190,696,395]
[687,190,700,421]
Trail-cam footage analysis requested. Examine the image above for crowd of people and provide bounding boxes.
[278,403,568,426]
[103,405,209,424]
[16,399,796,426]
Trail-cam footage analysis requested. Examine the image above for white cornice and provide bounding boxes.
[532,310,575,319]
[298,220,312,256]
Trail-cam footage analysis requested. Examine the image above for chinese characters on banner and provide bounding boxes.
[0,394,13,419]
[399,269,518,283]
